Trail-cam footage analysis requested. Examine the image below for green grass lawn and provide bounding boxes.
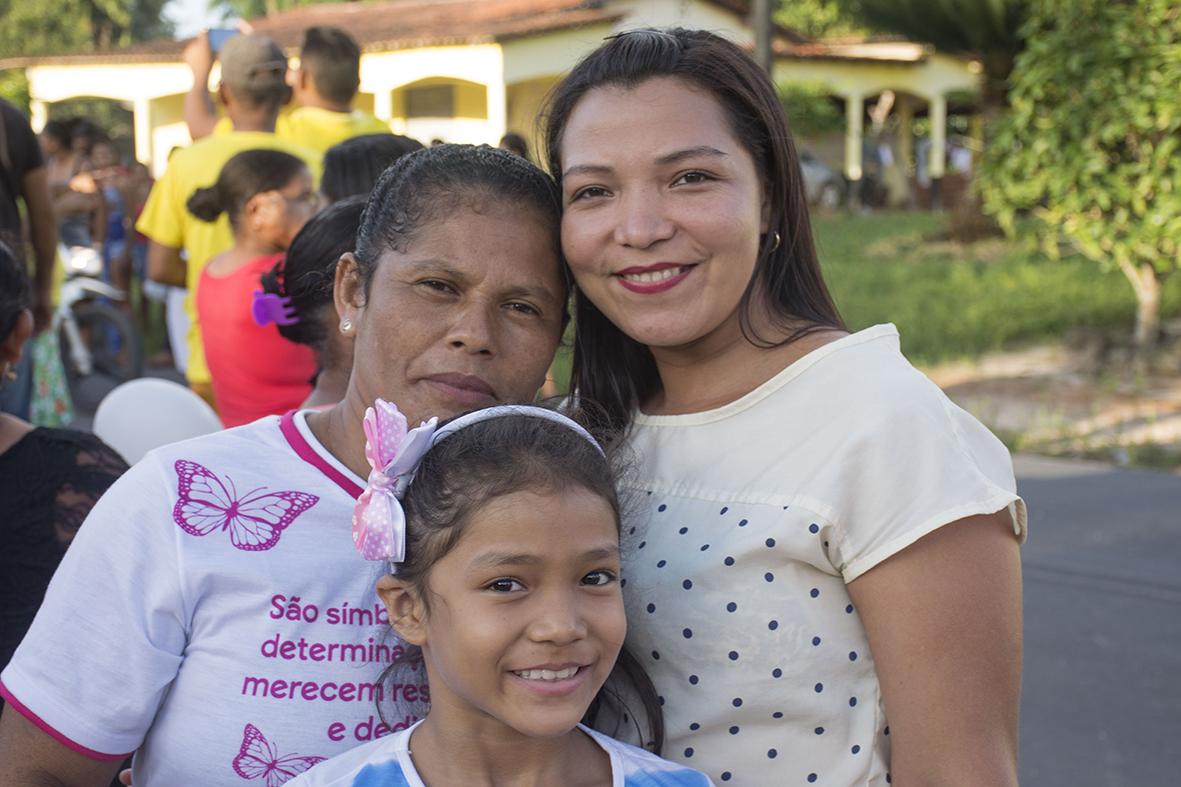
[549,211,1179,391]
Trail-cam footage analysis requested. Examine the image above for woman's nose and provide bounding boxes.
[445,302,497,355]
[613,188,675,249]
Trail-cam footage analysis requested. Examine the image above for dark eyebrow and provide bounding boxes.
[655,145,728,166]
[403,259,469,280]
[470,544,621,571]
[403,259,560,305]
[563,146,728,180]
[470,552,542,570]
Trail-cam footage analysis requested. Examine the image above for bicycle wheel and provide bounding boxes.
[66,300,145,385]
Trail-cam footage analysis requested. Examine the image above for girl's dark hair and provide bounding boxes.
[353,143,568,304]
[0,238,29,343]
[378,410,664,752]
[186,149,307,229]
[321,133,424,204]
[261,196,365,350]
[542,28,846,432]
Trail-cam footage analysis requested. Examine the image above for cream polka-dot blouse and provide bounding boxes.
[619,325,1027,786]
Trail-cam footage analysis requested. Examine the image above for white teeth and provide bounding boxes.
[514,667,579,681]
[620,267,686,284]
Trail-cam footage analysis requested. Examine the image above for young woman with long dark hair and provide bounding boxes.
[545,28,1025,787]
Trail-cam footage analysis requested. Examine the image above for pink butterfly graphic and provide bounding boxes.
[173,460,318,551]
[231,723,325,786]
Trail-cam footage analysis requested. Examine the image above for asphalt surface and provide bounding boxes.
[1015,455,1181,786]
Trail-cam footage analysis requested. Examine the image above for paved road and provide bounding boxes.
[1015,455,1181,786]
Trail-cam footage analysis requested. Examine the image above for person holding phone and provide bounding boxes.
[186,27,390,154]
[139,33,321,407]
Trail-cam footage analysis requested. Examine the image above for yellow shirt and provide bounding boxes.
[135,131,321,385]
[212,107,390,153]
[281,106,391,152]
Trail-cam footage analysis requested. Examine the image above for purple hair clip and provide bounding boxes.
[252,290,299,327]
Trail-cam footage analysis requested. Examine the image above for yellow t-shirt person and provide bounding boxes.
[212,107,390,153]
[135,131,321,387]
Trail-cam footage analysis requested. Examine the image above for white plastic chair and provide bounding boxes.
[93,378,222,464]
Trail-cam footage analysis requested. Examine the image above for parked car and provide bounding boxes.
[799,150,847,209]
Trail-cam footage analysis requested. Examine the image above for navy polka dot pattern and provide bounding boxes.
[615,322,1025,786]
[621,494,893,785]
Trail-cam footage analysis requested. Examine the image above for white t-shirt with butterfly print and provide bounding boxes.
[0,411,429,787]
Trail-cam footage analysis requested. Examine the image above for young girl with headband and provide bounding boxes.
[290,401,714,786]
[187,148,322,426]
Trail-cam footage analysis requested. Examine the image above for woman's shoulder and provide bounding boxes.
[2,426,128,481]
[142,415,289,468]
[750,323,955,429]
[580,726,716,786]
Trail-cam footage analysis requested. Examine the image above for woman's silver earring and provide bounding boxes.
[769,231,782,252]
[339,318,353,334]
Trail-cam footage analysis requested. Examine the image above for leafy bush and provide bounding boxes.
[779,83,845,138]
[978,0,1181,350]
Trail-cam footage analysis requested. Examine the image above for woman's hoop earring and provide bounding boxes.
[769,231,782,252]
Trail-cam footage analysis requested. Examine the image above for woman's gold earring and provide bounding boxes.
[769,231,782,252]
[340,318,353,334]
[3,367,15,381]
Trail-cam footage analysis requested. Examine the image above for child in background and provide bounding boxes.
[257,197,365,408]
[187,149,321,427]
[290,402,714,787]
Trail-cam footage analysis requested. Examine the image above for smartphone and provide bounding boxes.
[208,28,237,55]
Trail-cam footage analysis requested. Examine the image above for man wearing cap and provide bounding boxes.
[137,33,321,405]
[188,27,390,154]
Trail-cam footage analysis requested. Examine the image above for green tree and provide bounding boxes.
[779,83,844,137]
[0,0,172,56]
[774,0,867,39]
[979,0,1181,351]
[210,0,340,21]
[836,0,1025,109]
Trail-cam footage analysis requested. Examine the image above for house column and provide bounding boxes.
[928,93,946,179]
[373,89,393,123]
[897,99,914,176]
[927,93,947,209]
[133,97,153,169]
[969,112,984,169]
[485,79,507,145]
[29,99,48,133]
[843,92,864,182]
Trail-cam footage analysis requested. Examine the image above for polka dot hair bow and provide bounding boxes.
[352,399,437,568]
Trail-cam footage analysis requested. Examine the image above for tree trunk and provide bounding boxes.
[1117,259,1162,354]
